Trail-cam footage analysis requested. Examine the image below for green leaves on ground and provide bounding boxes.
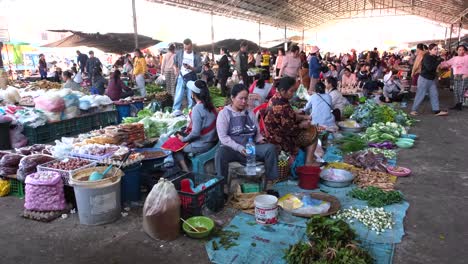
[349,186,404,207]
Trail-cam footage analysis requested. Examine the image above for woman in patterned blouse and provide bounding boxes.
[263,76,321,165]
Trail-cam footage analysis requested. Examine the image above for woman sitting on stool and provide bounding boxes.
[215,84,278,189]
[172,80,218,172]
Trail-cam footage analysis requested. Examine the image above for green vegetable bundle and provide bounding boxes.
[209,87,227,107]
[343,105,355,118]
[335,134,367,154]
[352,100,414,127]
[349,186,404,207]
[284,216,373,264]
[364,122,406,143]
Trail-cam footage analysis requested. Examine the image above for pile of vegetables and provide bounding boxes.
[209,87,228,107]
[342,105,355,119]
[333,207,394,235]
[146,83,164,94]
[363,122,407,143]
[354,169,395,191]
[352,100,414,127]
[349,187,404,207]
[284,216,373,264]
[366,148,397,159]
[335,134,367,154]
[343,151,388,172]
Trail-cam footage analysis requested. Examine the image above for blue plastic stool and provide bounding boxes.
[190,142,220,174]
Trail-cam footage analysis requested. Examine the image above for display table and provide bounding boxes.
[23,111,118,145]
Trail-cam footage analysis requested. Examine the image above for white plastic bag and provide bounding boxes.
[144,178,180,216]
[296,84,310,101]
[74,72,83,83]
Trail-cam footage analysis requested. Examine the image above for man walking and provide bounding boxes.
[235,41,250,86]
[172,38,202,116]
[85,50,102,84]
[76,50,88,73]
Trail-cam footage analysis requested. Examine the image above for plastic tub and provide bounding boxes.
[70,167,123,225]
[121,164,142,204]
[296,166,321,190]
[254,194,278,225]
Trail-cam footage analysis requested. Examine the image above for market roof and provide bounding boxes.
[196,39,261,53]
[146,0,467,30]
[42,30,161,54]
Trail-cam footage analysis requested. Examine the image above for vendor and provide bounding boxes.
[325,76,349,117]
[62,70,81,91]
[91,67,107,95]
[263,77,320,166]
[173,80,218,172]
[215,84,278,187]
[381,70,403,103]
[249,70,275,102]
[304,82,337,131]
[106,70,134,101]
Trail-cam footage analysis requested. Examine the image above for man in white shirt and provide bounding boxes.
[172,38,202,116]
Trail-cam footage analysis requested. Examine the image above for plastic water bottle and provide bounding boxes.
[245,138,256,176]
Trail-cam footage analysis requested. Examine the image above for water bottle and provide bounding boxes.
[245,138,256,176]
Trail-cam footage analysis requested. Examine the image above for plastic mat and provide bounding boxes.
[205,212,396,264]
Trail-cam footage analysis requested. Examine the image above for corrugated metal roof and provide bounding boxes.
[146,0,467,30]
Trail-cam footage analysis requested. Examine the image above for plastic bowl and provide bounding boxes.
[401,134,417,140]
[182,216,214,239]
[397,138,415,144]
[387,166,411,177]
[320,168,355,188]
[396,141,413,149]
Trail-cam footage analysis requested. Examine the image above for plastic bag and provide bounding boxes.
[10,124,27,148]
[0,179,10,197]
[43,111,62,122]
[50,140,73,159]
[63,106,80,119]
[146,101,161,113]
[17,154,56,181]
[0,153,24,168]
[34,94,65,112]
[142,178,180,241]
[14,108,48,128]
[63,93,80,108]
[295,84,310,101]
[79,99,92,110]
[1,86,21,104]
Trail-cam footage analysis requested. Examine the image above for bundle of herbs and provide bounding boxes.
[335,134,368,154]
[349,186,404,207]
[284,216,373,264]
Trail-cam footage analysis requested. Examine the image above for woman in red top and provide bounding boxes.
[105,70,134,101]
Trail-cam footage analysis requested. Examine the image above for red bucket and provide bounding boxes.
[296,166,321,190]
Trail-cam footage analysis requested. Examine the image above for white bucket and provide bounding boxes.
[254,194,278,225]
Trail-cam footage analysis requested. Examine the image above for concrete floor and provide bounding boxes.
[0,90,467,264]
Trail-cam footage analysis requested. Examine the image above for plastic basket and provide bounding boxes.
[170,172,224,218]
[23,124,52,145]
[69,151,115,161]
[9,178,25,198]
[94,111,118,128]
[116,105,131,124]
[37,159,97,186]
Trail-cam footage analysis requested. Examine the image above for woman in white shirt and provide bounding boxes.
[325,76,349,115]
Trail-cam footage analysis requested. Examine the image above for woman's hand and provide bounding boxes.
[316,125,326,132]
[257,138,267,144]
[385,97,390,103]
[177,134,184,140]
[240,148,247,156]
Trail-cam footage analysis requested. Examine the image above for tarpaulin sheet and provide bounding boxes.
[205,181,407,264]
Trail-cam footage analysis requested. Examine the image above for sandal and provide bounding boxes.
[410,111,419,116]
[435,111,448,116]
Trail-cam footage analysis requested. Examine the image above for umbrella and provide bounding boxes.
[42,30,161,54]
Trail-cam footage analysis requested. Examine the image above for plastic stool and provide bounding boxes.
[190,142,219,174]
[227,161,266,194]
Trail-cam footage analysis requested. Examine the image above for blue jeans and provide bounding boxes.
[173,75,193,111]
[39,69,47,80]
[411,76,440,112]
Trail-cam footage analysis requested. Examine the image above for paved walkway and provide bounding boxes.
[0,91,466,264]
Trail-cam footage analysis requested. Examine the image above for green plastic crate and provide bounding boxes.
[94,111,118,129]
[23,125,52,145]
[9,179,25,198]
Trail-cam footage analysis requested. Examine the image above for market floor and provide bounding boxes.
[1,90,467,264]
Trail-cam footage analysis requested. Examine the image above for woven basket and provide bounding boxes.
[276,163,290,182]
[70,166,124,186]
[297,126,318,148]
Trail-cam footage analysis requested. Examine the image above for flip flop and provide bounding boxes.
[435,111,448,116]
[410,111,419,116]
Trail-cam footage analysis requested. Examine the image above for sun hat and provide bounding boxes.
[310,46,320,54]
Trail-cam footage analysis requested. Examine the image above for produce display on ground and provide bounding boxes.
[333,207,394,235]
[351,100,414,127]
[284,216,373,264]
[349,186,404,207]
[363,122,407,143]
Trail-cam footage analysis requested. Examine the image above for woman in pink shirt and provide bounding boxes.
[340,67,357,88]
[274,48,284,77]
[440,45,467,110]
